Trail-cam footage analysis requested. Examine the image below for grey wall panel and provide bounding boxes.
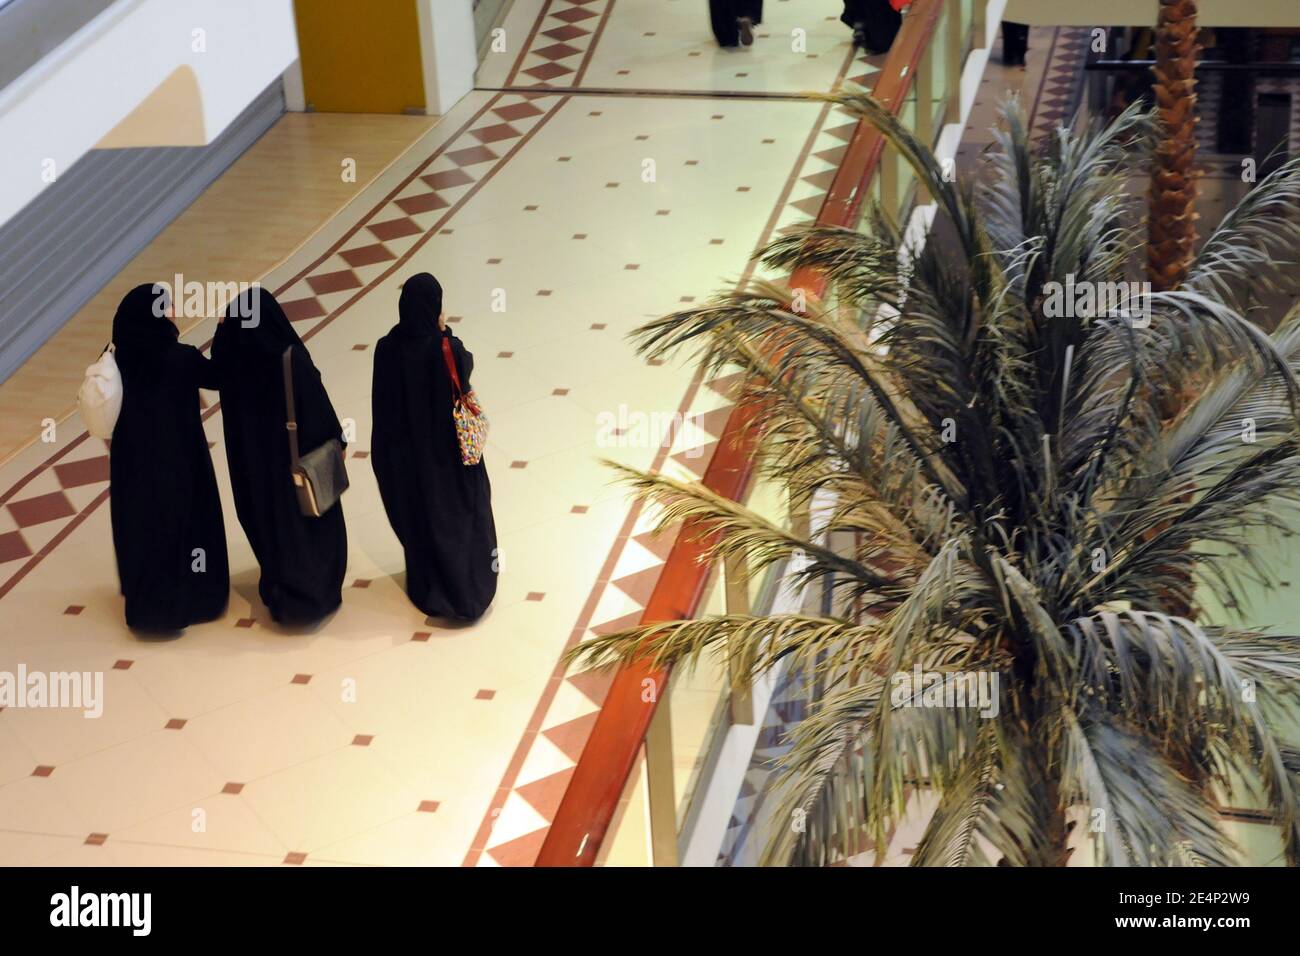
[0,79,283,384]
[0,0,120,93]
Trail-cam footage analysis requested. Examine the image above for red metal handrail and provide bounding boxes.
[535,0,950,867]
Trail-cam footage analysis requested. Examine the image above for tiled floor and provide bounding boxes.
[0,0,880,867]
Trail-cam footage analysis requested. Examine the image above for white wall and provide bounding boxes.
[416,0,477,116]
[0,0,298,225]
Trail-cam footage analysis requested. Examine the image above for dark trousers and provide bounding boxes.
[710,0,763,47]
[841,0,902,54]
[1003,21,1029,65]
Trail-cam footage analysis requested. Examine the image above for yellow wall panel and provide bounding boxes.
[293,0,425,114]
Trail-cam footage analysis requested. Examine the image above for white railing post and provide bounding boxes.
[644,692,679,866]
[725,552,754,725]
[946,0,963,124]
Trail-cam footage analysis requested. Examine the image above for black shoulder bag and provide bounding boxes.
[282,346,349,517]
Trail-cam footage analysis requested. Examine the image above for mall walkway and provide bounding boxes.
[0,0,876,866]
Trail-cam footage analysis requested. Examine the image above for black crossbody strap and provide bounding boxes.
[282,346,300,467]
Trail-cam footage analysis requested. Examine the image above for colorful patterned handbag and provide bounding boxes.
[442,336,488,466]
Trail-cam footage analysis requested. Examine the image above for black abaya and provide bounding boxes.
[109,283,229,631]
[841,0,902,54]
[213,287,347,625]
[1002,22,1029,66]
[709,0,763,48]
[372,273,498,621]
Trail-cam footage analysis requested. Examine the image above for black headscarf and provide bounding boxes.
[397,272,444,337]
[112,282,179,373]
[217,285,304,357]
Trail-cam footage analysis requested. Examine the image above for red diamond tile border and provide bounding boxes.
[281,298,326,323]
[524,62,572,83]
[471,122,522,144]
[422,168,475,191]
[446,145,499,167]
[368,217,422,242]
[8,491,74,528]
[395,192,450,216]
[494,101,545,122]
[340,243,396,268]
[53,456,109,488]
[306,269,362,296]
[0,531,31,564]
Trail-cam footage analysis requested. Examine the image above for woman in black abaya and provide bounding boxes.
[709,1,762,48]
[109,283,228,631]
[214,287,347,625]
[841,0,902,54]
[372,273,498,621]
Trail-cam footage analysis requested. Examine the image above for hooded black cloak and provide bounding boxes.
[371,273,498,620]
[709,0,763,47]
[213,286,347,625]
[109,283,229,631]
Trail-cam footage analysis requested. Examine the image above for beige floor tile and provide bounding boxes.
[182,684,355,784]
[0,774,92,838]
[0,830,83,865]
[105,842,285,867]
[44,730,226,835]
[238,745,420,853]
[113,792,289,857]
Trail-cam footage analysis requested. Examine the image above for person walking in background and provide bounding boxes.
[709,0,762,48]
[214,287,348,625]
[108,283,228,631]
[1003,21,1030,67]
[841,0,905,55]
[371,273,498,621]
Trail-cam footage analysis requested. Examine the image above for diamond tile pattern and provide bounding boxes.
[507,0,613,90]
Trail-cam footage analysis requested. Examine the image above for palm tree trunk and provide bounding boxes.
[1149,0,1201,619]
[1147,0,1201,294]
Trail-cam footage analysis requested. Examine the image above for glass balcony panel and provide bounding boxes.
[668,564,729,829]
[598,747,653,866]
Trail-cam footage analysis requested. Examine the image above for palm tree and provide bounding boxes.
[568,94,1300,866]
[1147,0,1202,619]
[1148,0,1201,293]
